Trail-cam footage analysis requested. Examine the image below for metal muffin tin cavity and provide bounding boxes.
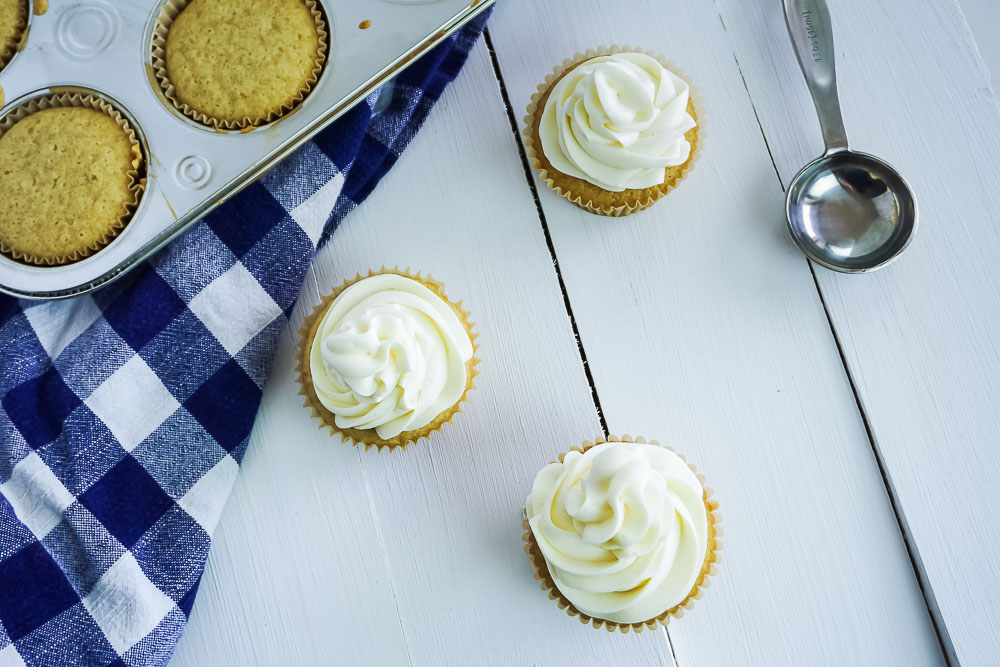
[0,0,494,298]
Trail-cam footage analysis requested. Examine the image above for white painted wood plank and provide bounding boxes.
[712,0,1000,663]
[173,40,674,666]
[489,1,943,665]
[960,0,1000,86]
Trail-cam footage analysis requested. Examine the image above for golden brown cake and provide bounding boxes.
[0,0,27,73]
[524,47,703,217]
[0,104,141,265]
[159,0,326,128]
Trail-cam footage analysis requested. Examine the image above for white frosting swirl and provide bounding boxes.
[309,274,473,439]
[526,441,708,624]
[539,52,697,192]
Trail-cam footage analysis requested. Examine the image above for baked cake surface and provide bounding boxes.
[0,107,135,263]
[0,0,27,71]
[165,0,321,124]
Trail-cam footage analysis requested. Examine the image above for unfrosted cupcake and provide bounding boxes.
[523,435,720,631]
[296,269,479,452]
[524,47,703,217]
[0,94,144,265]
[152,0,328,129]
[0,0,27,74]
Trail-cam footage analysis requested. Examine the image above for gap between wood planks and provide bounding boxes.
[711,5,956,665]
[357,443,416,667]
[481,28,678,666]
[481,29,611,440]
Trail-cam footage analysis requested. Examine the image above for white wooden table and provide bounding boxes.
[171,0,1000,664]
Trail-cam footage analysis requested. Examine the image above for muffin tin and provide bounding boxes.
[0,0,494,299]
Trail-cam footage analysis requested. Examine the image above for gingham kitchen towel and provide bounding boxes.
[0,13,488,667]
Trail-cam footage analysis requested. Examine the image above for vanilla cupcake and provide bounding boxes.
[524,47,704,217]
[0,94,145,266]
[0,0,27,74]
[296,269,479,452]
[152,0,328,129]
[523,435,720,631]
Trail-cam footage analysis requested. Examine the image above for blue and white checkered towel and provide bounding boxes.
[0,14,487,666]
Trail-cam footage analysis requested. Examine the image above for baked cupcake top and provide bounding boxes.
[308,274,474,440]
[539,52,697,192]
[0,0,27,72]
[0,106,138,265]
[526,440,709,624]
[163,0,323,125]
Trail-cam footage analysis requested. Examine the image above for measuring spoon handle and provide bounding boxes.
[783,0,849,153]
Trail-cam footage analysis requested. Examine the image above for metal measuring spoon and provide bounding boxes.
[782,0,916,273]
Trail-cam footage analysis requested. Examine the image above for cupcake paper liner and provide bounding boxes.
[0,91,146,266]
[151,0,329,131]
[523,45,706,217]
[0,0,27,73]
[522,434,721,633]
[295,267,480,453]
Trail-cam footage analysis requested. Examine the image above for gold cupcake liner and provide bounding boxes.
[0,0,28,73]
[0,91,146,266]
[150,0,329,131]
[295,267,481,453]
[523,434,721,633]
[523,45,706,217]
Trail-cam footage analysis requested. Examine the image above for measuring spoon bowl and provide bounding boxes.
[786,150,916,273]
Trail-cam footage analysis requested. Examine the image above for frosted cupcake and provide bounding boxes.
[524,47,703,217]
[296,269,479,452]
[523,435,720,631]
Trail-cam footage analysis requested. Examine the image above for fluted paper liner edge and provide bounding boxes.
[151,0,328,130]
[523,45,706,218]
[522,434,721,632]
[295,267,480,453]
[0,91,145,266]
[0,0,27,72]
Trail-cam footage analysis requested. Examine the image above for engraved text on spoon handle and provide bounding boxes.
[783,0,850,152]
